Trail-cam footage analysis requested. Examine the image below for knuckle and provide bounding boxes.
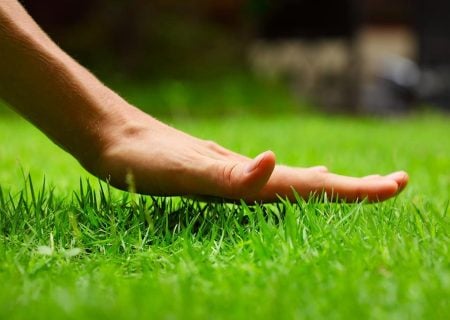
[220,162,240,197]
[315,172,328,190]
[205,140,219,150]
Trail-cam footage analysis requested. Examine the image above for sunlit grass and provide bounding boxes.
[0,109,448,319]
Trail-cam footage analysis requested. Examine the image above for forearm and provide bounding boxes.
[0,0,131,168]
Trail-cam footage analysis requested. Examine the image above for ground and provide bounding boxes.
[0,84,449,319]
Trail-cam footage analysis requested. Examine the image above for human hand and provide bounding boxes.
[91,107,408,203]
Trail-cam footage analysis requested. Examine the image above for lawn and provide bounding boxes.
[0,91,449,319]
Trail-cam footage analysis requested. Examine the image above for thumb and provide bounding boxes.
[211,150,276,199]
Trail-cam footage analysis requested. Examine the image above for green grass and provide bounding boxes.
[111,74,305,117]
[0,106,449,318]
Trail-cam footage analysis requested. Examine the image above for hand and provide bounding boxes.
[91,107,408,203]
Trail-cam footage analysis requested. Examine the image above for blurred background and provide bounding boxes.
[16,0,450,116]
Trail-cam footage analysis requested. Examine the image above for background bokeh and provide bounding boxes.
[15,0,450,115]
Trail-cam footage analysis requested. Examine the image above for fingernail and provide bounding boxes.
[246,153,266,173]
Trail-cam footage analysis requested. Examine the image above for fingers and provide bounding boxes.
[362,174,381,179]
[310,165,329,173]
[385,171,409,194]
[250,166,407,203]
[200,140,408,203]
[320,173,399,202]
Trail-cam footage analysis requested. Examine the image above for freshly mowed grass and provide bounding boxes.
[0,111,449,319]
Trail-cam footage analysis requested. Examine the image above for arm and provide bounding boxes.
[0,0,128,169]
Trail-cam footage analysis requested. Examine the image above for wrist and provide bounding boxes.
[76,96,157,176]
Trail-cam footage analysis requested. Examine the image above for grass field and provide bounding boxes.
[0,91,449,319]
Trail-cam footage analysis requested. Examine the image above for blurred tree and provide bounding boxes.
[20,0,254,80]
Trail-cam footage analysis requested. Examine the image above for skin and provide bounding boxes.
[0,0,408,203]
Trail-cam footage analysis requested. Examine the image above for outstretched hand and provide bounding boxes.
[91,107,408,203]
[0,1,408,204]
